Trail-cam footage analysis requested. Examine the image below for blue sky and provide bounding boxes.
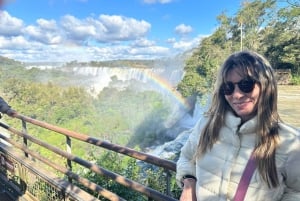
[0,0,242,62]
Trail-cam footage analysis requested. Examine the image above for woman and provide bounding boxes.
[176,50,300,201]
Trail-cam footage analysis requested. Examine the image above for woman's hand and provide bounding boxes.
[180,178,197,201]
[6,109,16,117]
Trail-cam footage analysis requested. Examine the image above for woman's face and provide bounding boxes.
[224,68,260,122]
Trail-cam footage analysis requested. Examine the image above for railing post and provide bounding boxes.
[21,119,28,158]
[66,136,72,183]
[165,169,171,196]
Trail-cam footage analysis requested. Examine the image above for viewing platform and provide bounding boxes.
[0,112,178,201]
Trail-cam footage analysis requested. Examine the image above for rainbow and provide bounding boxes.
[141,69,194,112]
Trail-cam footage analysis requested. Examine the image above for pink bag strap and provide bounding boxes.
[233,151,256,201]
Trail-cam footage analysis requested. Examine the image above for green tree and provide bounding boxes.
[262,5,300,74]
[234,0,276,51]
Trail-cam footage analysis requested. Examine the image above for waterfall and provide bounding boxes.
[27,57,205,156]
[62,65,184,100]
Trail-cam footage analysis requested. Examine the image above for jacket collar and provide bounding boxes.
[225,111,257,134]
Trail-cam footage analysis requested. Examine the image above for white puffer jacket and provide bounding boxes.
[176,111,300,201]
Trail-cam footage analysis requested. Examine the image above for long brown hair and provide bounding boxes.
[195,50,280,188]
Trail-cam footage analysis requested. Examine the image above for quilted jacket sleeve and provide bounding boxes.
[0,97,11,114]
[281,131,300,201]
[176,117,205,187]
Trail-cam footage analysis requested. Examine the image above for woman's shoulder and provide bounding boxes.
[278,123,300,138]
[278,123,300,151]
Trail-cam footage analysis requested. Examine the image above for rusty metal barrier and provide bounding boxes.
[0,112,178,201]
[0,144,92,201]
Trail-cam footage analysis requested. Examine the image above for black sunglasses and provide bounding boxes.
[221,77,256,95]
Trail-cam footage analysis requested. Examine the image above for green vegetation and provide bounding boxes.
[0,78,171,152]
[291,75,300,85]
[77,151,181,200]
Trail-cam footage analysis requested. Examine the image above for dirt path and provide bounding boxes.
[277,85,300,128]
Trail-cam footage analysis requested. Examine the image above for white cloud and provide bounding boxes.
[59,14,151,44]
[95,14,151,42]
[36,19,57,30]
[128,45,169,56]
[0,11,23,36]
[172,35,203,51]
[175,24,193,35]
[143,0,173,4]
[24,24,62,44]
[166,37,176,44]
[0,11,200,62]
[0,36,30,49]
[60,15,96,43]
[131,38,156,47]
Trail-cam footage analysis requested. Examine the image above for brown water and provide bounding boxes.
[277,85,300,128]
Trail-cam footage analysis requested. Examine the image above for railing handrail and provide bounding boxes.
[14,112,177,172]
[0,112,178,201]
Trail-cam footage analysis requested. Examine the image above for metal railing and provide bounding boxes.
[0,112,179,201]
